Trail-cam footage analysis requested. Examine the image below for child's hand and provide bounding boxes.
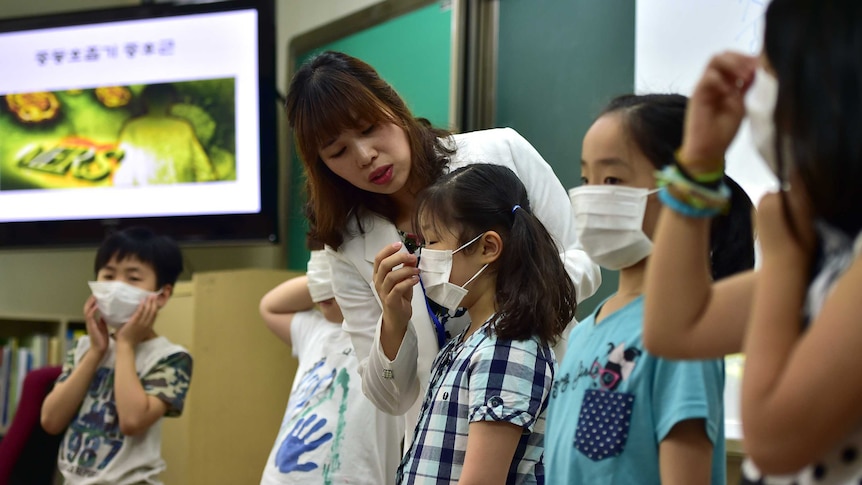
[115,295,159,347]
[680,51,758,173]
[84,295,110,356]
[373,242,420,331]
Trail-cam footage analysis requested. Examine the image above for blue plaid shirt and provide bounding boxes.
[397,319,555,484]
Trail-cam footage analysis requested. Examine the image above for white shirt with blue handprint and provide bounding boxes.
[260,311,404,485]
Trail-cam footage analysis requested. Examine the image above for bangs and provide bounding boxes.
[414,185,461,246]
[96,236,156,275]
[293,72,396,162]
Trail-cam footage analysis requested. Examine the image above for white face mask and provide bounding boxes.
[88,281,160,328]
[418,233,488,310]
[745,67,782,176]
[569,185,658,270]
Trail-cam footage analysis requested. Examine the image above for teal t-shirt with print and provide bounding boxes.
[545,295,726,485]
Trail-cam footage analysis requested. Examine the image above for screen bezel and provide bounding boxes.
[0,0,278,247]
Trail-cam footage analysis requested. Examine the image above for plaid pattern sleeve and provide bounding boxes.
[141,351,193,417]
[468,338,554,432]
[397,327,554,485]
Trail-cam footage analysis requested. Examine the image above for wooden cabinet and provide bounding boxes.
[156,269,300,485]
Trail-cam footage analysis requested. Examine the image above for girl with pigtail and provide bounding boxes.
[374,163,576,484]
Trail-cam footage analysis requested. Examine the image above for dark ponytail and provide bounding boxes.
[415,163,576,344]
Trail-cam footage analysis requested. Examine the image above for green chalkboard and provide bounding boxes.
[286,2,453,269]
[495,0,635,318]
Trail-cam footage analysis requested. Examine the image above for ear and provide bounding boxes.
[478,231,503,265]
[156,284,173,308]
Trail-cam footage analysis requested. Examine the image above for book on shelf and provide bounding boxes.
[48,336,62,366]
[13,348,30,417]
[0,344,12,433]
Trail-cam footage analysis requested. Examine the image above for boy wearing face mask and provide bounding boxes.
[41,226,192,485]
[544,94,755,485]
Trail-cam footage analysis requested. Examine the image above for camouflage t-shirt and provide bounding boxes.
[57,335,192,485]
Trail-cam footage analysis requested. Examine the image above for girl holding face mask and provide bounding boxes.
[544,94,755,485]
[643,1,862,483]
[377,163,575,484]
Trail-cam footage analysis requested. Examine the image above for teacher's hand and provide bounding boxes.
[373,242,420,332]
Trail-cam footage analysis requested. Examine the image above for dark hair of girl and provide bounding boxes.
[286,51,455,248]
[765,0,862,239]
[710,177,755,280]
[414,164,576,344]
[601,93,755,279]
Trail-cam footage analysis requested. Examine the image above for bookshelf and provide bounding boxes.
[0,314,85,434]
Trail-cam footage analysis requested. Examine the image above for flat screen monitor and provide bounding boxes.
[0,0,278,246]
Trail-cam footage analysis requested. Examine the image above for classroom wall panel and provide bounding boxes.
[495,0,635,318]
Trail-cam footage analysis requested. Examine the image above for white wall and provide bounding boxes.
[635,0,777,205]
[0,0,383,317]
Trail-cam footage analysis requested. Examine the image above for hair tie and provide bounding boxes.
[512,204,521,214]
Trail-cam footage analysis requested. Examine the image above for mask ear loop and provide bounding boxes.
[452,232,489,289]
[453,232,485,254]
[461,264,489,289]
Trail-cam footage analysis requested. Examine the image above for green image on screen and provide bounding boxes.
[0,77,236,191]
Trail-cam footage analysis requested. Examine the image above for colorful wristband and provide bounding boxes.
[673,149,725,188]
[658,186,723,218]
[655,165,730,209]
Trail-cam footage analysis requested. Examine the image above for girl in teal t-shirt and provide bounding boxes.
[545,94,754,484]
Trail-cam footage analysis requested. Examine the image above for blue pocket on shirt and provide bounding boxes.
[574,389,635,461]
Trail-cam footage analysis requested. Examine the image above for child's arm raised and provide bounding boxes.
[643,208,755,358]
[643,51,759,359]
[113,296,169,436]
[659,419,714,485]
[459,421,522,485]
[740,191,862,474]
[259,275,314,347]
[41,296,108,434]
